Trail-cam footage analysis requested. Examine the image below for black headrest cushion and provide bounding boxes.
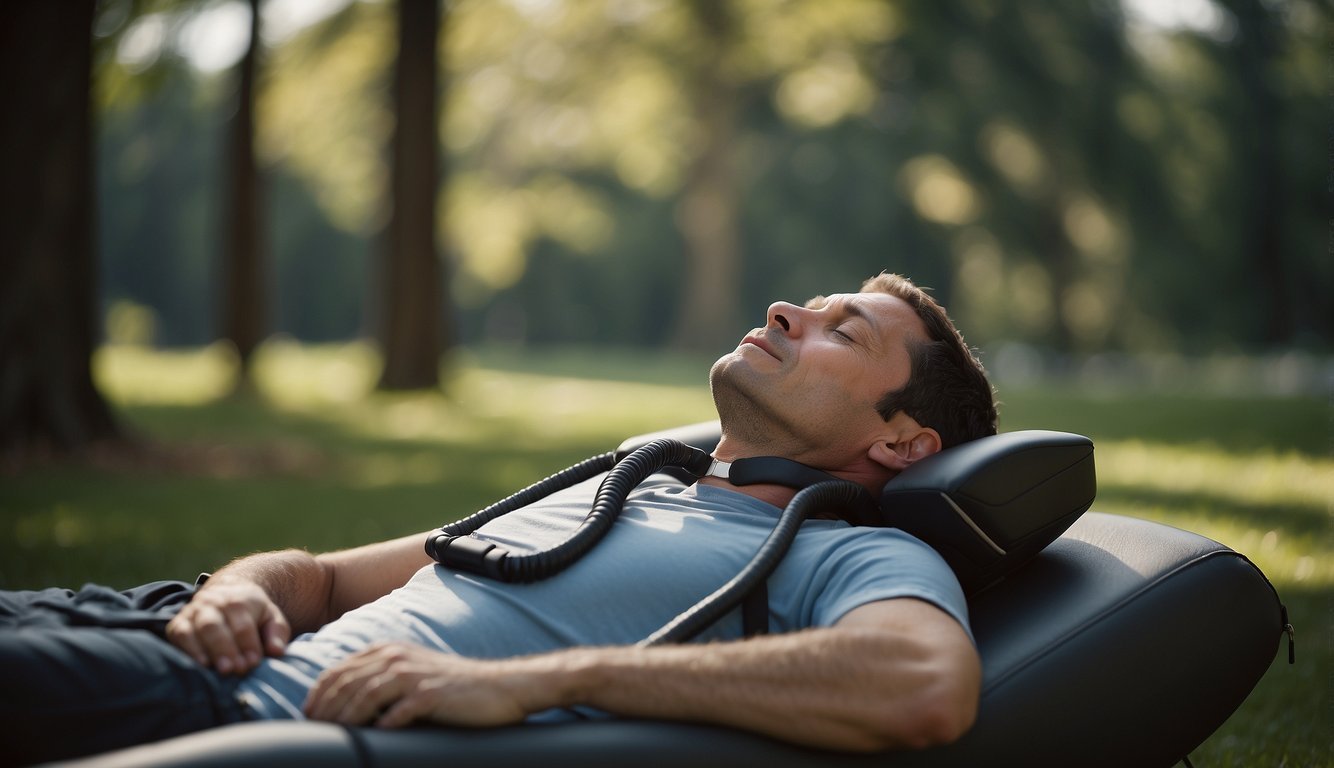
[881,430,1096,595]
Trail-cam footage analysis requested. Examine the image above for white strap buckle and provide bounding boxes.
[704,458,732,480]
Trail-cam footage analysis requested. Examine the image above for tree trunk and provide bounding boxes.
[221,0,267,389]
[0,0,121,464]
[378,0,446,390]
[669,0,742,353]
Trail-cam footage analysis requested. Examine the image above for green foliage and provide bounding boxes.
[0,344,1328,764]
[93,0,1331,355]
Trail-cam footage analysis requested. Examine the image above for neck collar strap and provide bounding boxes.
[703,456,881,526]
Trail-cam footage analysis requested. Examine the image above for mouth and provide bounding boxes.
[741,334,781,361]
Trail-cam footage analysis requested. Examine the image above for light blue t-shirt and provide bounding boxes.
[237,475,970,719]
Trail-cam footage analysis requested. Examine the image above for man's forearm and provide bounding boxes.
[202,530,432,635]
[507,624,977,752]
[202,548,333,635]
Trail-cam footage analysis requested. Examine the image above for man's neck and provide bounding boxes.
[703,435,892,509]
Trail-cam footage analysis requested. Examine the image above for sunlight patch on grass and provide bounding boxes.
[93,343,238,405]
[1094,440,1332,590]
[125,341,721,453]
[251,339,381,405]
[450,367,716,443]
[93,341,717,496]
[249,363,716,452]
[1096,439,1332,519]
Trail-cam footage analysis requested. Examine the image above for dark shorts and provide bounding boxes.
[0,581,249,766]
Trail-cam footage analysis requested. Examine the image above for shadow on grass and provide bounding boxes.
[0,391,658,590]
[998,389,1328,457]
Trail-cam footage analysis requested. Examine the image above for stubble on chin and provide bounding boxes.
[708,354,795,452]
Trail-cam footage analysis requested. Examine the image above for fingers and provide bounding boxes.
[376,693,426,730]
[181,603,249,674]
[167,603,238,669]
[338,672,405,726]
[218,601,264,672]
[260,606,292,657]
[165,613,208,667]
[305,644,534,730]
[164,583,289,675]
[305,644,400,724]
[306,644,458,727]
[376,694,432,729]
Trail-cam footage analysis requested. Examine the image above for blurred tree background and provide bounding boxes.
[77,0,1326,382]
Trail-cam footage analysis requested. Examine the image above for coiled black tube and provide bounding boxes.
[433,452,616,540]
[427,439,713,583]
[639,480,870,647]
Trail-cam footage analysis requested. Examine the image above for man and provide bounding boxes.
[3,273,997,764]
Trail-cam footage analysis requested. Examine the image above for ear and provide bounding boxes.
[867,418,942,473]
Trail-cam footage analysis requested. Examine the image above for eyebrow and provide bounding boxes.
[841,299,884,340]
[805,294,885,340]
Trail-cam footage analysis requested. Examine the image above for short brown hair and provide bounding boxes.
[860,273,997,448]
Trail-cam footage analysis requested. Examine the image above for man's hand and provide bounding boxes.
[165,579,292,675]
[304,642,542,729]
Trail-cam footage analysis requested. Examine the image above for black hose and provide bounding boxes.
[434,452,616,539]
[427,439,712,583]
[504,439,712,581]
[639,480,870,646]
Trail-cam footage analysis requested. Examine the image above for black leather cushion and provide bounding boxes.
[50,513,1283,768]
[882,429,1095,594]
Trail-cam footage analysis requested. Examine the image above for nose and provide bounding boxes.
[766,301,807,336]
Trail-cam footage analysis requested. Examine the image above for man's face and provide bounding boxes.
[709,291,930,466]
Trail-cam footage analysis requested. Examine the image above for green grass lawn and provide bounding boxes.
[1,342,1328,766]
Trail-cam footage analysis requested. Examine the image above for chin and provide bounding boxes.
[708,353,750,401]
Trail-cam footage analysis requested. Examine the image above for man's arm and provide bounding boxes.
[304,597,981,752]
[166,531,433,675]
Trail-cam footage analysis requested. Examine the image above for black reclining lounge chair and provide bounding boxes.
[49,424,1288,768]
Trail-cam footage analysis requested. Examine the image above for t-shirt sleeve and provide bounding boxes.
[810,528,972,640]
